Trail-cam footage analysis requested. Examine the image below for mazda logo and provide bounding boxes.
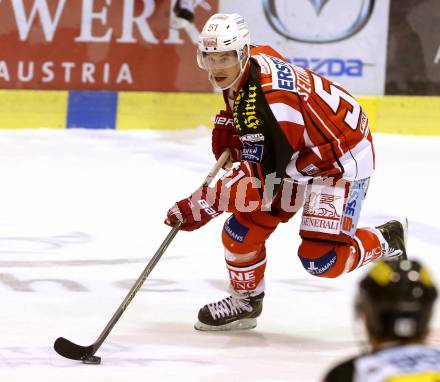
[263,0,375,43]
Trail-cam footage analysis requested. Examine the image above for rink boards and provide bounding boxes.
[0,90,439,135]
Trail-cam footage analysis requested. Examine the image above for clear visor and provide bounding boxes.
[197,50,240,71]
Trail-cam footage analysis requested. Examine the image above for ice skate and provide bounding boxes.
[377,218,408,261]
[194,291,264,331]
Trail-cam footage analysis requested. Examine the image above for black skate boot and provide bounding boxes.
[194,292,264,331]
[377,219,408,261]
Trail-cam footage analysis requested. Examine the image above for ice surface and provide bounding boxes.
[0,128,439,381]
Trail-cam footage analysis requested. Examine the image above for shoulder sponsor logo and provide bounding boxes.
[290,64,312,101]
[263,54,296,92]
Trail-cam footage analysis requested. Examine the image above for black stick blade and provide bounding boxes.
[54,337,95,361]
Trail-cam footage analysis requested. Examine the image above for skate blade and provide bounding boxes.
[194,318,257,332]
[402,217,408,248]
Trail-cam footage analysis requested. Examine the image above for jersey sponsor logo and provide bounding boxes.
[291,64,312,101]
[301,183,345,235]
[233,84,263,131]
[240,133,265,143]
[304,192,342,219]
[301,216,340,232]
[300,248,337,276]
[341,179,368,237]
[288,58,364,77]
[264,55,296,92]
[242,143,264,163]
[224,215,249,243]
[228,269,256,290]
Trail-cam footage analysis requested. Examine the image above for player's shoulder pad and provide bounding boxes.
[250,46,297,93]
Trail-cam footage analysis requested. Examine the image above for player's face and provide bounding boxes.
[202,51,241,89]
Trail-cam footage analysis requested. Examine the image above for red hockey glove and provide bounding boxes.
[212,110,242,162]
[165,186,222,231]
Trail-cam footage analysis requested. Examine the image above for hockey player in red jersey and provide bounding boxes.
[165,13,408,331]
[323,259,439,381]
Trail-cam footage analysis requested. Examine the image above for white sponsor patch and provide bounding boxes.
[240,133,265,143]
[202,37,217,48]
[262,54,297,92]
[300,181,345,235]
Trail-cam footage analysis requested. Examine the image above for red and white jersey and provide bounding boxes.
[215,45,375,213]
[226,46,374,180]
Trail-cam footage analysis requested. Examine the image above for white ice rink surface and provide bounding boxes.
[0,128,439,382]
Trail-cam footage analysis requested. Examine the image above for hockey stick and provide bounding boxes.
[201,149,230,186]
[54,149,230,364]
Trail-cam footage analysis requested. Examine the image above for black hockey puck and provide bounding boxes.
[82,355,101,365]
